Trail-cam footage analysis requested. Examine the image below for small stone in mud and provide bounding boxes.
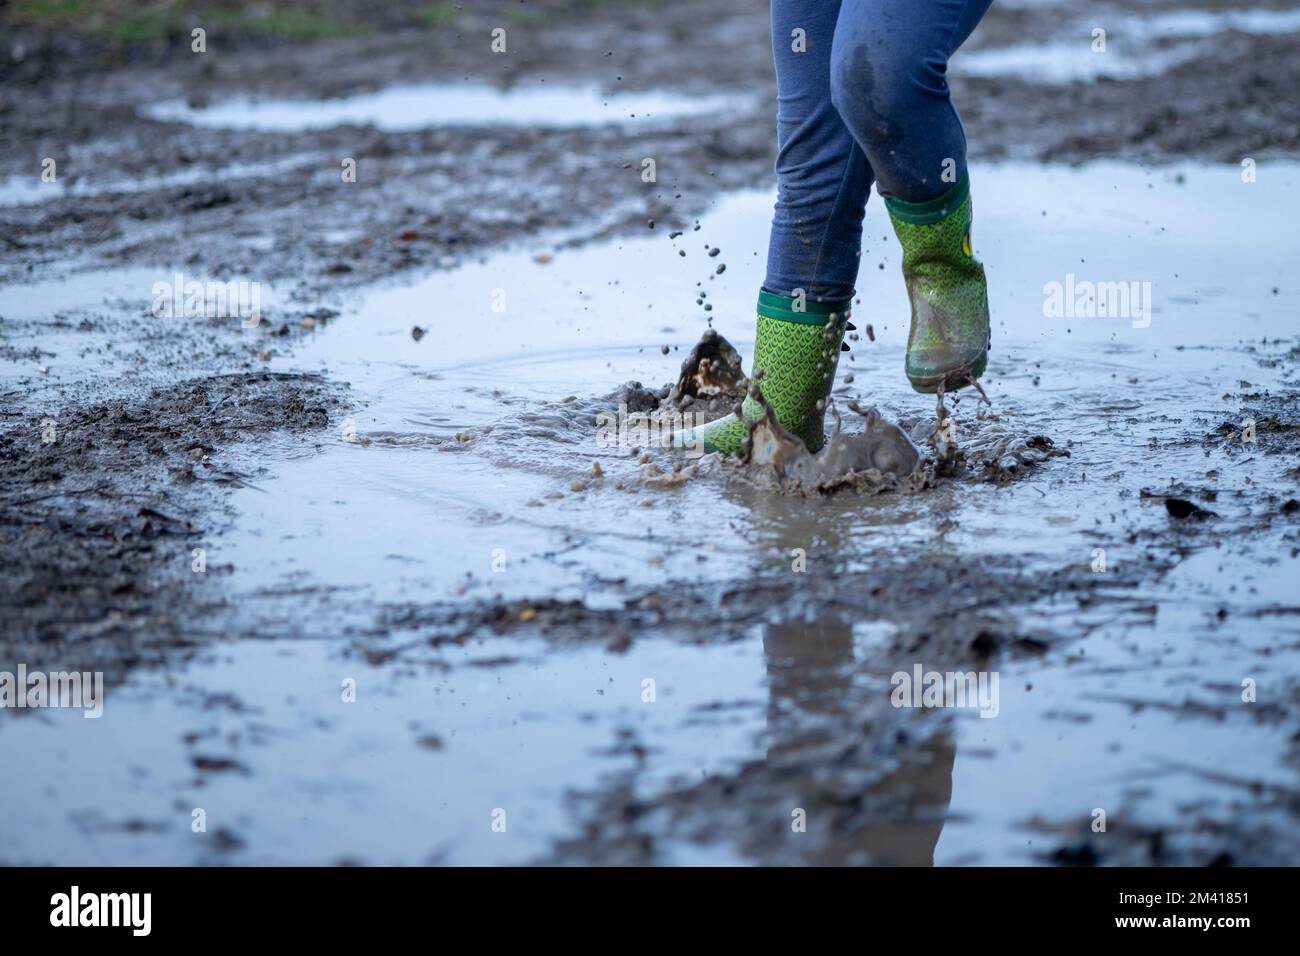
[716,264,726,275]
[519,608,537,622]
[661,345,670,354]
[1051,842,1101,866]
[411,325,426,341]
[678,250,686,257]
[570,479,587,492]
[1165,497,1216,520]
[192,755,248,774]
[212,828,246,853]
[971,630,1001,657]
[707,247,719,257]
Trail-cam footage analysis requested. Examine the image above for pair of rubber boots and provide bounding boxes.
[681,172,989,456]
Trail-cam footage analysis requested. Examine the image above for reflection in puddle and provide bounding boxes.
[0,155,319,207]
[962,8,1300,83]
[144,82,742,132]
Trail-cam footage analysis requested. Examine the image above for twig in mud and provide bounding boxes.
[1083,693,1227,720]
[1146,758,1300,803]
[1,487,98,507]
[1,485,170,508]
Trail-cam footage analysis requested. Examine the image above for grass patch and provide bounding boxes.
[13,0,184,43]
[206,8,363,42]
[506,8,546,29]
[412,3,460,29]
[11,0,365,46]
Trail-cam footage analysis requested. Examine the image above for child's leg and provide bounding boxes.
[686,0,870,455]
[766,0,874,301]
[830,0,994,393]
[829,0,992,201]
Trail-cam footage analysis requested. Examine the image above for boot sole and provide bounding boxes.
[906,349,988,394]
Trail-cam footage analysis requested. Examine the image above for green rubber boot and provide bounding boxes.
[885,171,990,393]
[679,290,850,455]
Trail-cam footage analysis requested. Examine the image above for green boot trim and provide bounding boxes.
[678,290,850,455]
[885,171,991,394]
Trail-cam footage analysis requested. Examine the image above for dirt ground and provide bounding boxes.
[2,0,1299,866]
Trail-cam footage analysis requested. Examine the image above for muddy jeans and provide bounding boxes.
[764,0,993,301]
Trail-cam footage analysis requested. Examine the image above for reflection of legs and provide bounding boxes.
[829,0,994,393]
[682,0,872,457]
[762,616,955,865]
[859,728,955,866]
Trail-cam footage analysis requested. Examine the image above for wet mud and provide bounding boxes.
[1,371,343,677]
[3,0,1300,866]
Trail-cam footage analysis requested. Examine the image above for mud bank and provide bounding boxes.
[0,371,343,678]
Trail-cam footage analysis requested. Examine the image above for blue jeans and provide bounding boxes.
[764,0,993,302]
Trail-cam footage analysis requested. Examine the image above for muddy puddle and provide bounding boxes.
[0,154,322,207]
[145,82,743,132]
[3,160,1299,864]
[961,6,1300,83]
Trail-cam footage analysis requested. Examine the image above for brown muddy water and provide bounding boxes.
[3,160,1298,865]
